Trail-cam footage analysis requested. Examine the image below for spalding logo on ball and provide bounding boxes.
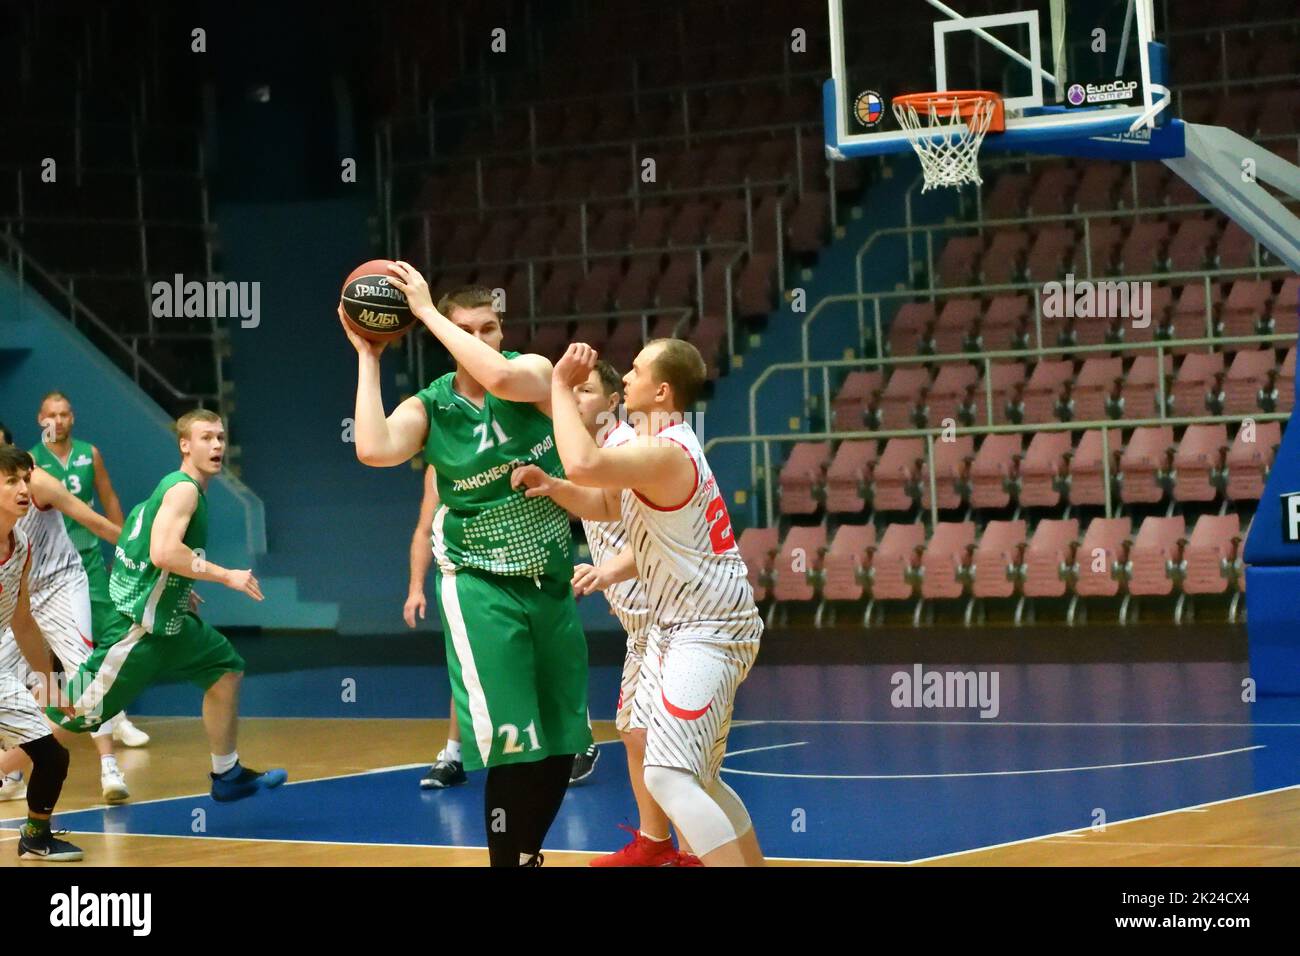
[339,259,417,343]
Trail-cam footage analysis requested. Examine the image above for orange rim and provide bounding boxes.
[892,90,1005,133]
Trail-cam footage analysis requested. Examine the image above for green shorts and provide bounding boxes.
[435,568,592,772]
[79,546,116,643]
[47,610,246,734]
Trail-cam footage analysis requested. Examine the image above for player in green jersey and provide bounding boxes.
[46,409,287,804]
[342,264,592,867]
[31,391,150,748]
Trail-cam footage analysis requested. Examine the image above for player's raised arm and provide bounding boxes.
[91,445,126,526]
[148,482,262,600]
[550,344,694,503]
[405,464,440,627]
[340,305,430,467]
[388,261,553,404]
[29,467,120,543]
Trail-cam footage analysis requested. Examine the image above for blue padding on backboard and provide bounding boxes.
[1245,566,1300,695]
[1243,407,1300,567]
[823,78,842,156]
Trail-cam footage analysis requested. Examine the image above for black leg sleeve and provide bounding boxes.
[19,734,69,816]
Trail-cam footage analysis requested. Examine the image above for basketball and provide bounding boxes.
[339,259,416,343]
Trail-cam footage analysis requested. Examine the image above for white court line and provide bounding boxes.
[0,761,431,827]
[905,782,1300,864]
[719,744,1265,780]
[725,741,809,758]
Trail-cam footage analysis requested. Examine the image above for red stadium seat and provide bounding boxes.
[919,434,975,511]
[969,434,1022,510]
[935,235,984,287]
[971,520,1027,599]
[1119,354,1172,420]
[1025,227,1074,283]
[1020,359,1073,424]
[1067,429,1123,507]
[1171,352,1223,416]
[1225,419,1279,501]
[826,440,879,514]
[925,363,979,427]
[832,371,883,430]
[1182,514,1242,596]
[1018,431,1072,507]
[779,442,831,515]
[739,527,780,602]
[878,367,930,430]
[821,524,877,602]
[1022,518,1079,598]
[1118,426,1175,504]
[1028,166,1077,216]
[1222,348,1276,414]
[919,522,976,600]
[1173,424,1229,502]
[868,522,926,601]
[1127,516,1185,597]
[1069,357,1123,422]
[771,526,828,602]
[872,438,925,512]
[972,361,1026,425]
[979,295,1029,351]
[1074,517,1131,598]
[933,299,981,355]
[888,302,936,357]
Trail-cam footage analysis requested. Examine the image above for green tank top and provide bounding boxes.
[109,471,207,635]
[415,352,573,580]
[30,438,98,553]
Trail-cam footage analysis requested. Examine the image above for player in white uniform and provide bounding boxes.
[543,339,764,867]
[0,444,84,860]
[0,459,128,803]
[513,361,697,866]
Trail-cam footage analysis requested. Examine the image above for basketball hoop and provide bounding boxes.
[892,91,1005,191]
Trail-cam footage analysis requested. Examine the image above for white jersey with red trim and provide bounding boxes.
[580,420,650,634]
[619,421,759,632]
[0,527,30,633]
[18,477,82,592]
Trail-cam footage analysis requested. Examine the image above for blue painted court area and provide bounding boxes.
[9,661,1300,862]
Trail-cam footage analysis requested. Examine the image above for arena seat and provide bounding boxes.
[919,521,976,600]
[1127,516,1186,597]
[826,440,878,514]
[779,442,831,514]
[919,434,975,511]
[969,434,1022,509]
[1182,514,1242,596]
[1022,518,1079,598]
[771,525,827,602]
[1074,517,1132,597]
[821,523,877,602]
[1067,429,1122,506]
[1225,420,1281,501]
[869,522,927,600]
[1119,426,1175,503]
[1173,424,1229,502]
[1018,431,1072,507]
[832,370,883,430]
[1222,348,1277,414]
[739,527,780,601]
[971,520,1027,599]
[872,438,925,512]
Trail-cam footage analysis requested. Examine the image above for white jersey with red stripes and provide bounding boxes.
[18,472,82,592]
[619,420,760,633]
[580,419,650,635]
[0,526,30,634]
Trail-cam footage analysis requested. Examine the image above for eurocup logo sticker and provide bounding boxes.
[1067,84,1086,106]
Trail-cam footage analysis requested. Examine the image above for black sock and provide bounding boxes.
[483,755,577,867]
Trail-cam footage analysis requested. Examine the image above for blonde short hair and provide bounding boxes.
[646,338,707,411]
[175,409,223,447]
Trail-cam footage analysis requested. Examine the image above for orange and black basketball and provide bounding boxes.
[339,259,416,343]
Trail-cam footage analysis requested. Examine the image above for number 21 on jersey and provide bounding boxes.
[473,419,511,453]
[705,494,735,554]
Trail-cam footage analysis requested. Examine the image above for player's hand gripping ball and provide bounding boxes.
[339,259,417,343]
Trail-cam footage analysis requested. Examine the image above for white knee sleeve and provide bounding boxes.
[706,775,752,839]
[643,765,738,857]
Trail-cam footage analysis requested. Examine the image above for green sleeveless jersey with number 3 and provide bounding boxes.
[110,471,208,635]
[30,439,99,553]
[416,352,572,580]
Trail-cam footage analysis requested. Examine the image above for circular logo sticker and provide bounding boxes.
[854,90,885,128]
[1067,83,1086,106]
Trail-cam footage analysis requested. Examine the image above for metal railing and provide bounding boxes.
[0,229,220,413]
[809,262,1294,411]
[706,402,1291,530]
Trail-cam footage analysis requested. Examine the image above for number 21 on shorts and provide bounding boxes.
[498,720,540,754]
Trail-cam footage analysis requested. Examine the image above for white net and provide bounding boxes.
[893,94,999,191]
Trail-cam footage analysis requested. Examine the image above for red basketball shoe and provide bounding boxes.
[589,825,680,867]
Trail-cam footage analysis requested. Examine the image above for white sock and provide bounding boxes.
[100,755,119,771]
[4,771,21,783]
[639,830,670,843]
[212,751,239,775]
[443,740,462,763]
